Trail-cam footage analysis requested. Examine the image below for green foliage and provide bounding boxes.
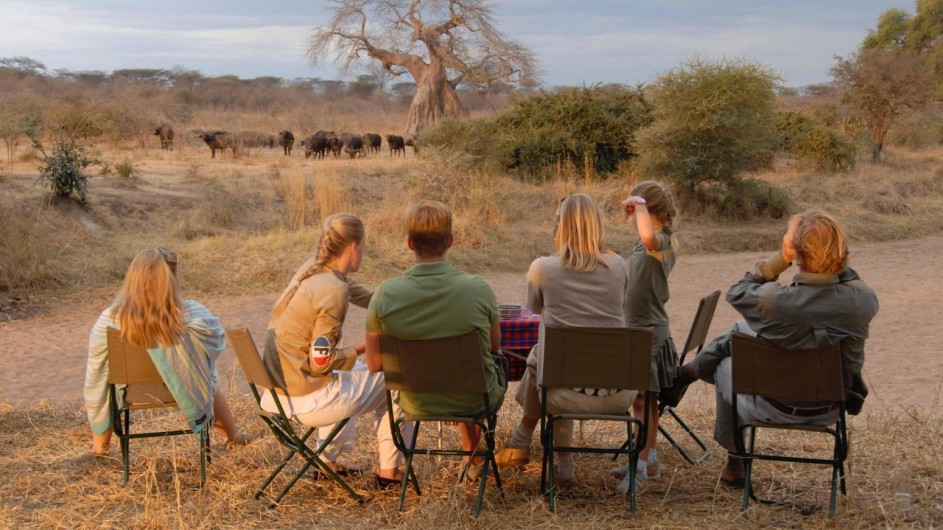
[863,8,911,50]
[634,57,780,193]
[776,111,856,172]
[0,97,44,163]
[32,137,98,206]
[712,179,792,221]
[419,85,652,180]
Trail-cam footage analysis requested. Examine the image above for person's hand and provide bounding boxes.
[622,196,647,220]
[354,341,366,354]
[781,222,798,264]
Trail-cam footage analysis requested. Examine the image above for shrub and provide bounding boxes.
[717,178,793,221]
[776,111,856,172]
[634,57,780,194]
[419,85,652,180]
[114,158,138,180]
[33,137,98,205]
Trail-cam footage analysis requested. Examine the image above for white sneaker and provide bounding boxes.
[615,459,647,495]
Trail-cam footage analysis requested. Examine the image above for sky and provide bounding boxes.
[0,0,915,88]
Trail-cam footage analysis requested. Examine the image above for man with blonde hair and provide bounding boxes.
[671,208,879,487]
[365,200,507,483]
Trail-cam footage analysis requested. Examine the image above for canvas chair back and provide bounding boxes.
[380,330,486,394]
[106,327,175,406]
[680,290,721,357]
[227,328,280,393]
[540,325,653,392]
[731,332,843,403]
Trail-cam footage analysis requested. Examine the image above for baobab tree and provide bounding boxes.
[308,0,540,139]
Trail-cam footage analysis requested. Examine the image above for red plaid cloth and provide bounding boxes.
[500,307,540,381]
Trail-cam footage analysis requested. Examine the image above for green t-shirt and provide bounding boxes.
[366,261,504,416]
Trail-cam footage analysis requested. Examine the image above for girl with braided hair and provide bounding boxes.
[263,213,411,486]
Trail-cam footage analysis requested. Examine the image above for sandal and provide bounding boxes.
[375,474,403,490]
[311,464,364,480]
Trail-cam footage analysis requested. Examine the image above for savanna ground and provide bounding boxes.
[1,133,942,528]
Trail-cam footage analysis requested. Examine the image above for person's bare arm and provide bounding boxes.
[490,322,501,352]
[365,332,383,373]
[623,196,660,251]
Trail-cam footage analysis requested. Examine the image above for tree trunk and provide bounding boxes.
[872,126,887,162]
[403,67,466,140]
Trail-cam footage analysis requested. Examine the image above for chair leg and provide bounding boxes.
[257,445,301,499]
[829,463,839,519]
[547,419,556,513]
[659,407,712,465]
[199,429,207,488]
[121,411,131,485]
[475,453,489,517]
[273,461,313,504]
[629,455,637,514]
[742,427,756,516]
[484,422,504,500]
[398,423,421,512]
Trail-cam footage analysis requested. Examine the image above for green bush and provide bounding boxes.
[776,111,856,172]
[634,58,780,194]
[33,137,98,205]
[718,178,793,221]
[419,85,652,180]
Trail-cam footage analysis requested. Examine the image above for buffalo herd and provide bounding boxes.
[177,126,413,160]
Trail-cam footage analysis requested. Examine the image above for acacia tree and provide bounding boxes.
[832,49,933,161]
[308,0,539,139]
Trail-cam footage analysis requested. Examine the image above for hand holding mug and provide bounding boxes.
[622,196,647,217]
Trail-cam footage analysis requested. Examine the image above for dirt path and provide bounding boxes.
[2,236,941,416]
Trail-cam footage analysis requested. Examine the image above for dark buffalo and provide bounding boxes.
[386,134,406,157]
[363,133,381,155]
[196,130,238,159]
[154,124,174,150]
[343,134,364,159]
[328,134,344,158]
[277,130,294,156]
[301,130,334,160]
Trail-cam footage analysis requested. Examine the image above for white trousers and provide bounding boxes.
[265,363,413,470]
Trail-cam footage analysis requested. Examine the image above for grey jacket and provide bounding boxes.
[729,253,879,414]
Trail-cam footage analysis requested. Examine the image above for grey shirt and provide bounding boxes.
[525,253,630,386]
[728,253,880,414]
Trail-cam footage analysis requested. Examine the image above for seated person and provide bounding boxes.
[365,200,506,479]
[494,193,636,487]
[674,208,879,487]
[85,248,250,456]
[262,213,411,488]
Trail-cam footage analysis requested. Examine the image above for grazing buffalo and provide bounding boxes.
[405,137,419,155]
[386,134,406,157]
[363,133,382,155]
[154,124,174,151]
[328,134,344,158]
[277,130,294,156]
[301,130,333,160]
[197,130,239,159]
[343,134,364,159]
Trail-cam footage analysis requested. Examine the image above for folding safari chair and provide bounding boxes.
[657,290,721,464]
[539,325,654,514]
[379,331,504,517]
[106,327,210,487]
[226,328,364,505]
[731,332,848,518]
[612,290,721,464]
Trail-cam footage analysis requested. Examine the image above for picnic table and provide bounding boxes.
[499,306,540,381]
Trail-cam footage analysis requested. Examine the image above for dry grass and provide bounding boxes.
[1,382,940,529]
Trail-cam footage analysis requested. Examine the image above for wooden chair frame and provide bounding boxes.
[227,328,363,505]
[731,332,848,518]
[106,327,210,487]
[539,325,653,514]
[379,331,504,517]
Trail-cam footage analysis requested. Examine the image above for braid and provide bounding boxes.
[269,213,365,325]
